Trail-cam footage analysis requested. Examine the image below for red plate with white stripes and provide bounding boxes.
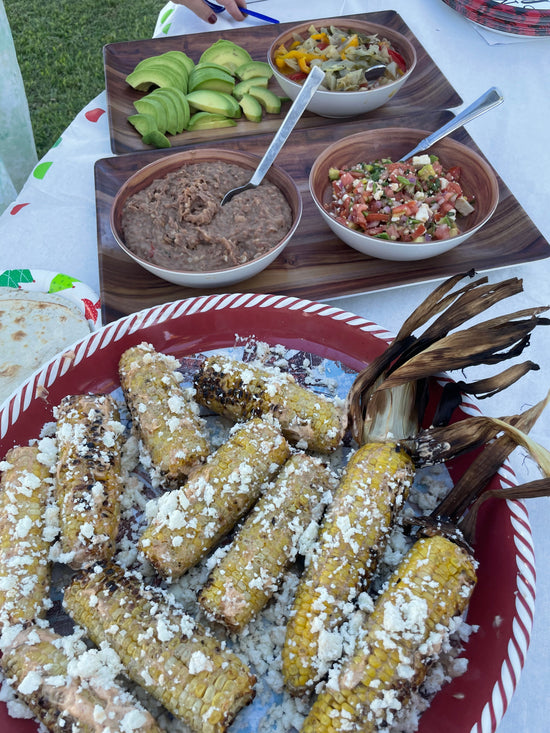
[442,0,550,36]
[0,293,535,733]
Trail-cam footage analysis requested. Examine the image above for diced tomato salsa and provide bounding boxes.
[326,156,475,242]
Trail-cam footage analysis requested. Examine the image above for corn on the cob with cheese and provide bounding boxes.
[199,452,336,631]
[300,534,477,732]
[193,354,346,453]
[0,445,54,630]
[119,342,210,484]
[55,393,124,569]
[139,417,291,579]
[63,562,256,733]
[283,273,546,696]
[0,624,165,733]
[282,442,415,694]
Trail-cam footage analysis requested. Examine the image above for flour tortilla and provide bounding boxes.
[0,288,91,405]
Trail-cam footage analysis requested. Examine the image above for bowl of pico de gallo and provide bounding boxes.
[268,19,416,118]
[308,127,500,261]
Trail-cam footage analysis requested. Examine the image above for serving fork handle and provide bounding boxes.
[398,86,504,162]
[221,65,325,205]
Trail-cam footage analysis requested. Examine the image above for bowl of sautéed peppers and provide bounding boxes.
[268,19,416,118]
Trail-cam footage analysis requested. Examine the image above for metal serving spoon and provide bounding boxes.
[399,86,504,161]
[221,65,325,205]
[364,64,387,82]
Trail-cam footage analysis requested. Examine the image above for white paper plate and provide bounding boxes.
[0,268,101,330]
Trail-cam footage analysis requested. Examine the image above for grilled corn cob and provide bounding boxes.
[282,442,415,694]
[285,273,546,699]
[301,534,477,732]
[139,417,291,579]
[119,342,210,484]
[63,562,256,733]
[55,393,124,569]
[0,624,164,733]
[193,354,346,453]
[0,445,54,629]
[199,452,336,631]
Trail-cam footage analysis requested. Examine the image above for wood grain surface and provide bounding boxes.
[104,10,462,154]
[95,106,550,324]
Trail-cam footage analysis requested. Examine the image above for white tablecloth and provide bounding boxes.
[0,1,549,730]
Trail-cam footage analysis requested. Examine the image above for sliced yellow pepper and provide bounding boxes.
[275,37,328,76]
[279,50,324,65]
[274,43,288,58]
[310,32,329,44]
[298,56,311,74]
[340,34,359,59]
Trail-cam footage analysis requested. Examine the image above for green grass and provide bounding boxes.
[4,0,160,158]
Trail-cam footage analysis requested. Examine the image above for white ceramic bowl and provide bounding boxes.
[309,128,500,261]
[110,148,302,287]
[268,18,416,119]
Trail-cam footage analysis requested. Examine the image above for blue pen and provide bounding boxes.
[204,0,280,24]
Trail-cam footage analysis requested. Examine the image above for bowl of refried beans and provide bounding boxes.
[110,148,302,287]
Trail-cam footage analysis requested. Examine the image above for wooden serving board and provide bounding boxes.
[104,10,462,154]
[95,108,550,325]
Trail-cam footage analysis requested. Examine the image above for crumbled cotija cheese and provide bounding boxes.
[0,343,477,733]
[17,671,41,695]
[188,650,214,675]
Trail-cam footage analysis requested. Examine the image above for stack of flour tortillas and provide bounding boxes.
[0,288,91,405]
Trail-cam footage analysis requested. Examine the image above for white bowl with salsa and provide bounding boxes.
[309,128,499,261]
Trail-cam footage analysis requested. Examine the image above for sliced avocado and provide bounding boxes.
[161,50,195,76]
[188,66,235,94]
[187,112,238,131]
[186,89,242,118]
[232,76,270,100]
[175,90,191,131]
[156,53,190,93]
[129,55,188,92]
[153,87,190,132]
[133,53,188,78]
[248,86,282,114]
[235,60,273,81]
[126,63,183,92]
[199,39,252,74]
[133,96,168,133]
[238,93,263,123]
[194,61,236,76]
[154,53,189,80]
[128,112,159,137]
[142,129,171,148]
[147,89,180,135]
[418,163,437,181]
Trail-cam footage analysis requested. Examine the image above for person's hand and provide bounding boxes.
[172,0,248,24]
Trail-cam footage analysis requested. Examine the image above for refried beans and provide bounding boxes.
[120,161,293,271]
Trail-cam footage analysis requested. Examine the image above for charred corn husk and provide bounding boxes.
[347,273,549,446]
[282,442,415,693]
[0,624,164,733]
[193,354,346,453]
[119,342,210,484]
[199,452,336,631]
[63,562,256,733]
[55,393,124,569]
[0,445,54,629]
[139,417,291,579]
[301,534,477,733]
